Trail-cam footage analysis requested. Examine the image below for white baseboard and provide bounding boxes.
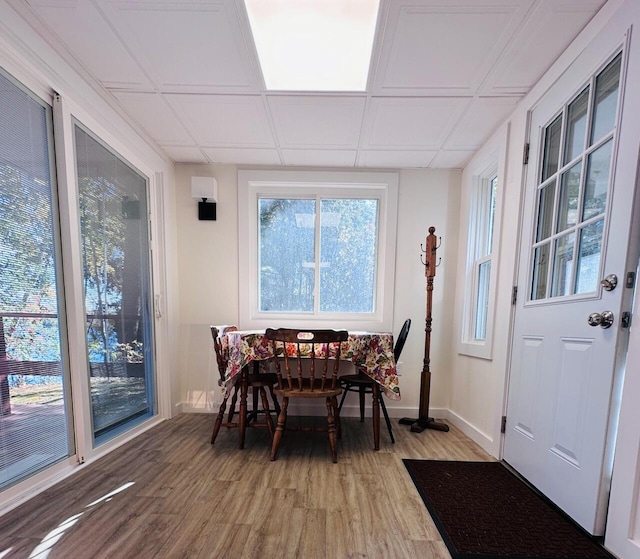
[178,402,214,414]
[443,409,498,457]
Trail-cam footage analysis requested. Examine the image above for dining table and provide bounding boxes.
[217,328,400,450]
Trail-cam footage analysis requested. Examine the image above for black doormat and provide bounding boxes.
[403,459,615,559]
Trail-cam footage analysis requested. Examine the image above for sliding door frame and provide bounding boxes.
[0,39,173,514]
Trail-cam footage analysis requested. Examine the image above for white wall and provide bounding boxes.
[175,164,462,418]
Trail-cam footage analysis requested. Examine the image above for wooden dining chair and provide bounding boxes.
[265,328,349,463]
[338,318,411,446]
[210,326,280,449]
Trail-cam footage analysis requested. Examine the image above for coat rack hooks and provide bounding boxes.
[400,226,450,434]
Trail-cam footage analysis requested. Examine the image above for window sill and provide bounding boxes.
[458,340,493,360]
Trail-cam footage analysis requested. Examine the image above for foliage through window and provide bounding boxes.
[0,69,72,489]
[259,197,378,313]
[74,124,155,441]
[239,170,397,330]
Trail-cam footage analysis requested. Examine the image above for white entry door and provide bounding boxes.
[503,37,639,536]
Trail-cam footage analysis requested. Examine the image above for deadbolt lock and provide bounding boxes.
[601,274,618,291]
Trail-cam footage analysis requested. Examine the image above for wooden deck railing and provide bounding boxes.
[0,313,145,415]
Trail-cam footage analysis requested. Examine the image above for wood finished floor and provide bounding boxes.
[0,413,493,559]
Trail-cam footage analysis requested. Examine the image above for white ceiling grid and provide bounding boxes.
[22,0,606,169]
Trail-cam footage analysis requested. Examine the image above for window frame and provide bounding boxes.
[458,138,505,360]
[470,174,497,341]
[238,169,398,331]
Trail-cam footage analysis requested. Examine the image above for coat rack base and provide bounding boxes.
[399,417,450,432]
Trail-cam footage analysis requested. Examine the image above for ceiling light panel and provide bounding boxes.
[244,0,379,91]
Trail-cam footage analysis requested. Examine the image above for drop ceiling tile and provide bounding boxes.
[357,150,437,168]
[112,91,193,145]
[25,0,152,88]
[281,150,357,167]
[362,97,470,149]
[373,1,527,95]
[165,94,275,147]
[161,145,208,163]
[201,147,281,165]
[445,96,520,150]
[267,96,366,149]
[430,150,476,168]
[102,1,257,92]
[485,0,607,94]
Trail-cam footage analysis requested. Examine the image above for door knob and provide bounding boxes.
[587,311,614,329]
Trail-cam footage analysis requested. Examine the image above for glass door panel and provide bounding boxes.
[542,115,562,181]
[536,181,556,242]
[531,243,551,300]
[590,54,621,145]
[575,220,604,294]
[551,233,575,297]
[582,140,613,220]
[557,162,581,232]
[564,87,589,163]
[74,125,155,443]
[0,71,73,488]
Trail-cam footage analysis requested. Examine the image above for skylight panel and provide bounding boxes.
[244,0,379,92]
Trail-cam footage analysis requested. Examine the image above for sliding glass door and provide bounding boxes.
[0,64,158,496]
[0,70,73,489]
[74,125,155,444]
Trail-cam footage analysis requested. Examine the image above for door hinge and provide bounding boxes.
[511,286,518,305]
[523,143,530,165]
[501,416,507,433]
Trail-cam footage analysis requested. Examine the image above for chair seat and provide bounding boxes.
[246,372,279,386]
[340,372,375,387]
[275,378,342,399]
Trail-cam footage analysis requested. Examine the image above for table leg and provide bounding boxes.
[372,382,380,451]
[238,369,248,449]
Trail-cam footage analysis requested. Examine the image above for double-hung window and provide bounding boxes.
[472,175,497,341]
[238,170,398,331]
[459,159,501,359]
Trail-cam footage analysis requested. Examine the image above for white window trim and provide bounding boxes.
[458,135,506,360]
[238,169,398,331]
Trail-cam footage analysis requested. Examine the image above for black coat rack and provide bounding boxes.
[400,227,449,433]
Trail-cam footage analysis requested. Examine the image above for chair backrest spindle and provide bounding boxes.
[265,328,348,392]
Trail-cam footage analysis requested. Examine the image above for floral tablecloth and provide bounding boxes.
[220,329,401,400]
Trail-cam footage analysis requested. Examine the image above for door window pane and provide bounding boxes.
[551,233,575,297]
[0,71,72,489]
[319,199,378,313]
[591,54,621,146]
[531,243,550,300]
[75,125,155,443]
[575,220,604,294]
[536,181,556,242]
[582,139,612,221]
[557,162,581,233]
[542,115,562,181]
[259,198,316,312]
[564,87,589,163]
